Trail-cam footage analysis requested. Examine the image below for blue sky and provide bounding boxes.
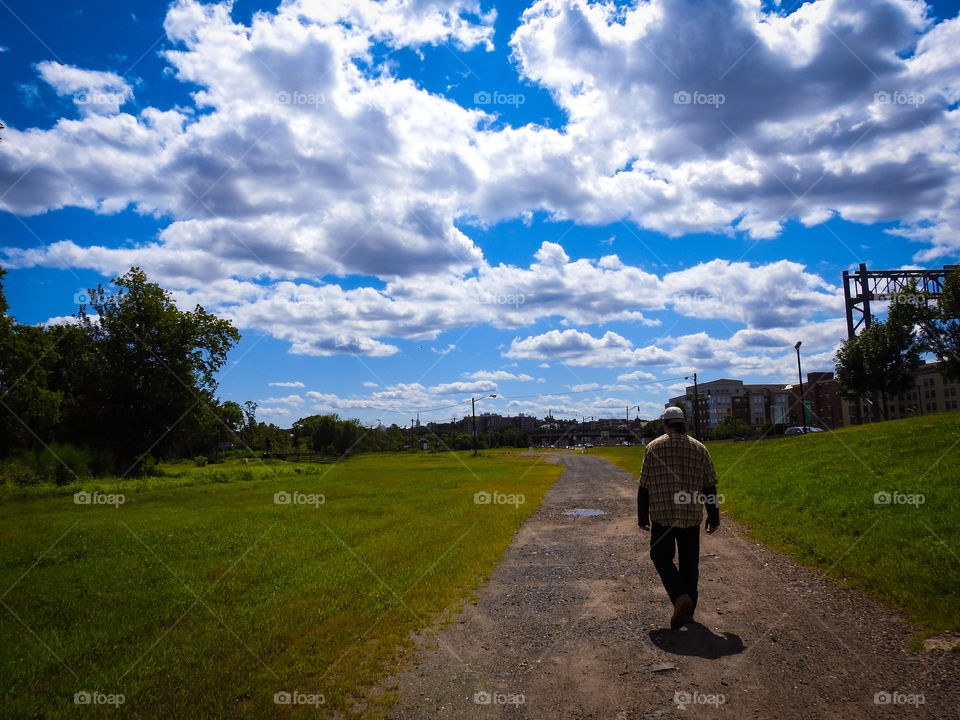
[2,0,959,427]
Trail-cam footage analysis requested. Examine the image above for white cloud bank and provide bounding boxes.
[3,0,958,365]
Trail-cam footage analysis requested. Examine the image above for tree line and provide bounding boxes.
[0,267,256,481]
[0,266,534,485]
[835,271,960,420]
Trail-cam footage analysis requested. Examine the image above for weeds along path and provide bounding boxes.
[384,453,960,719]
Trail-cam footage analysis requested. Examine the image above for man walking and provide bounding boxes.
[638,407,720,629]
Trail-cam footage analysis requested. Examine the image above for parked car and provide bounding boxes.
[784,426,823,435]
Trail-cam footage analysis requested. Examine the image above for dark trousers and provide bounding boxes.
[649,522,701,611]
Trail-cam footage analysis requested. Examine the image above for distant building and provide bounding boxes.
[669,373,843,435]
[668,363,958,435]
[461,412,538,434]
[785,372,843,429]
[461,412,508,434]
[841,361,960,425]
[511,413,538,432]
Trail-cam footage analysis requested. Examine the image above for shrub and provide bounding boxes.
[2,466,43,487]
[48,443,93,485]
[199,470,229,483]
[1,443,93,485]
[139,456,163,477]
[88,448,117,477]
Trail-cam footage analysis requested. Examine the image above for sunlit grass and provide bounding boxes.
[594,412,960,636]
[0,452,562,718]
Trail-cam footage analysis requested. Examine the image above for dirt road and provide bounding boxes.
[384,453,959,719]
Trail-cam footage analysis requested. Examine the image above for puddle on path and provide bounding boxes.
[564,508,605,517]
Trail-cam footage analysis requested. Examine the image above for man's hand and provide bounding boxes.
[639,523,650,532]
[704,521,719,535]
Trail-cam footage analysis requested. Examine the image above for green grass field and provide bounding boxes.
[0,452,562,718]
[593,412,960,637]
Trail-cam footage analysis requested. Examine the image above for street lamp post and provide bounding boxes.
[794,341,807,433]
[471,394,497,456]
[684,372,701,440]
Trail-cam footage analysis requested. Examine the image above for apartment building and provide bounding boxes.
[670,362,958,435]
[841,361,960,424]
[668,373,842,436]
[462,412,540,434]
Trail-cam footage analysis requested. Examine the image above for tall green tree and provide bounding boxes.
[80,268,240,473]
[0,268,63,456]
[835,311,921,421]
[898,273,960,380]
[218,400,245,436]
[291,414,370,456]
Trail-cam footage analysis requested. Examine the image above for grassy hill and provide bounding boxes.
[594,412,960,637]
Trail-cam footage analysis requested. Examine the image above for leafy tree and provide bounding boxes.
[237,400,259,448]
[218,400,245,435]
[291,414,369,456]
[897,273,960,380]
[490,424,529,448]
[258,422,294,454]
[80,267,240,473]
[46,321,110,456]
[835,311,921,421]
[451,433,474,451]
[642,419,663,439]
[0,268,63,456]
[293,414,338,452]
[711,415,752,440]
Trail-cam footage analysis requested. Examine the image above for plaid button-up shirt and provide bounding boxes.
[638,430,718,528]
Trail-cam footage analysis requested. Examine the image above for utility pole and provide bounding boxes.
[471,394,497,456]
[795,341,807,433]
[685,373,701,440]
[471,399,477,456]
[693,372,701,441]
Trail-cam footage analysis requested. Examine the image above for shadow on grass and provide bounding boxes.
[649,622,745,659]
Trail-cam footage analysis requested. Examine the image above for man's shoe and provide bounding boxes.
[670,594,694,630]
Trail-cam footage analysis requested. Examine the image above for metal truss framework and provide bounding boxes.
[842,263,958,338]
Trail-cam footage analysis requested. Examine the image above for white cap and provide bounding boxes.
[661,407,686,423]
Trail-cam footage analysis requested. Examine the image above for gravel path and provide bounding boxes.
[383,453,959,719]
